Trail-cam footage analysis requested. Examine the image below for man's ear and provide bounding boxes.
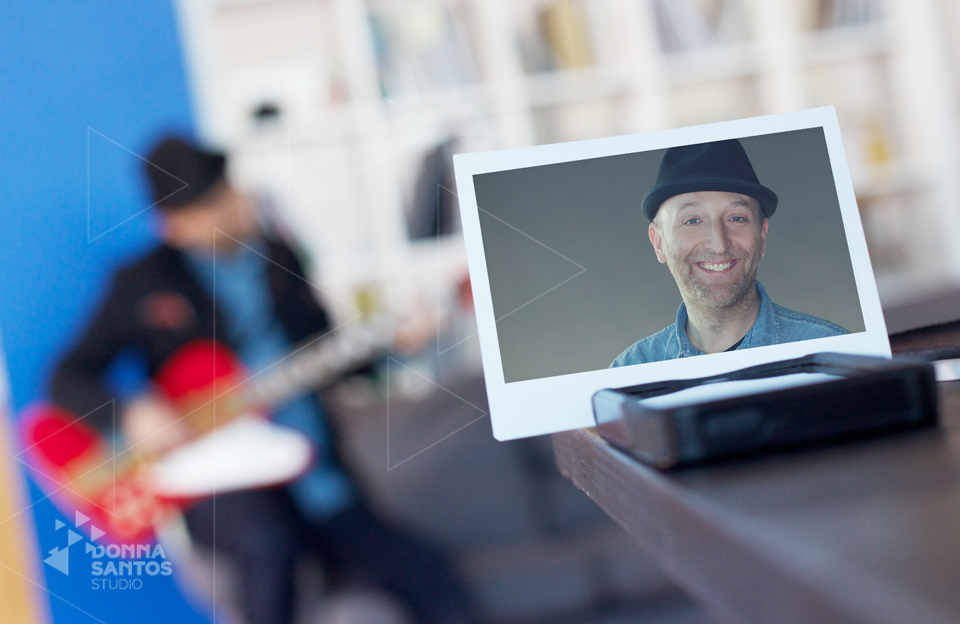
[760,217,769,257]
[649,222,667,264]
[158,211,182,246]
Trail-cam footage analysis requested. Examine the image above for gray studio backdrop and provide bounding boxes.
[473,127,865,383]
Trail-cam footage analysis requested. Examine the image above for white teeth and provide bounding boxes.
[699,261,733,271]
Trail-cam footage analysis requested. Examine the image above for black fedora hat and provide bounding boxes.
[143,136,226,210]
[641,139,778,221]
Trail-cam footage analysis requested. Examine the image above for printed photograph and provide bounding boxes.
[473,127,865,383]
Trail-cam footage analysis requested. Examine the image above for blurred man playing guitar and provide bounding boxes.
[48,136,475,624]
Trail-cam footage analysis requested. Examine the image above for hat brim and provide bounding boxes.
[642,175,778,221]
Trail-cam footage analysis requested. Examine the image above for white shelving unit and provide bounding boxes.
[175,0,960,320]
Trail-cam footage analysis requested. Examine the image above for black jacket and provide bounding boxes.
[49,239,330,432]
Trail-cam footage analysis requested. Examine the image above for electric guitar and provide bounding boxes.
[20,316,396,542]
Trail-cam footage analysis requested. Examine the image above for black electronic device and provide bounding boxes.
[592,353,938,469]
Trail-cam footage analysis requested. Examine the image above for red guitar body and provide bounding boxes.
[20,340,264,543]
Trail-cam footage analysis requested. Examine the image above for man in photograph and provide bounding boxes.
[611,139,849,367]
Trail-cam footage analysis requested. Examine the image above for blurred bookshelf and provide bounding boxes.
[175,0,960,322]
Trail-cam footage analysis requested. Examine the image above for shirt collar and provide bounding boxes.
[184,237,266,273]
[672,281,777,357]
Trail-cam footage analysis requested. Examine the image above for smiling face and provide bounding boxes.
[649,191,768,312]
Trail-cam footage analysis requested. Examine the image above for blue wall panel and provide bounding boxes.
[0,2,213,622]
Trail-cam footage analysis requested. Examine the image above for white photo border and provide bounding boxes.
[454,107,890,441]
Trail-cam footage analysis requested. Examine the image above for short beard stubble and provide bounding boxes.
[662,230,764,313]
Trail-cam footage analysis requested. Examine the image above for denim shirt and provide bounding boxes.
[185,241,355,522]
[610,281,849,367]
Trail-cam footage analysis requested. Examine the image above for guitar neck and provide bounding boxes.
[70,318,394,496]
[239,316,395,413]
[69,446,148,501]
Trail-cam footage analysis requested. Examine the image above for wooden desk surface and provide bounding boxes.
[553,381,960,624]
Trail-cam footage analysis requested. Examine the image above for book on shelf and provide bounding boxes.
[518,0,595,73]
[540,0,594,70]
[652,0,748,54]
[816,0,883,29]
[367,0,478,97]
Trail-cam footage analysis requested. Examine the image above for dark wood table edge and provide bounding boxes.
[552,428,957,624]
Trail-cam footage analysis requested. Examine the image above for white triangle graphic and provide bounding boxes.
[90,526,105,542]
[43,547,69,575]
[54,520,65,531]
[87,127,188,242]
[386,357,488,471]
[75,511,90,527]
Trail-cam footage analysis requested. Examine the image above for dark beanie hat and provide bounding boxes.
[641,139,778,221]
[144,136,226,210]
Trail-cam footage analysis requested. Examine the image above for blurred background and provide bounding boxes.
[3,0,960,623]
[181,0,960,318]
